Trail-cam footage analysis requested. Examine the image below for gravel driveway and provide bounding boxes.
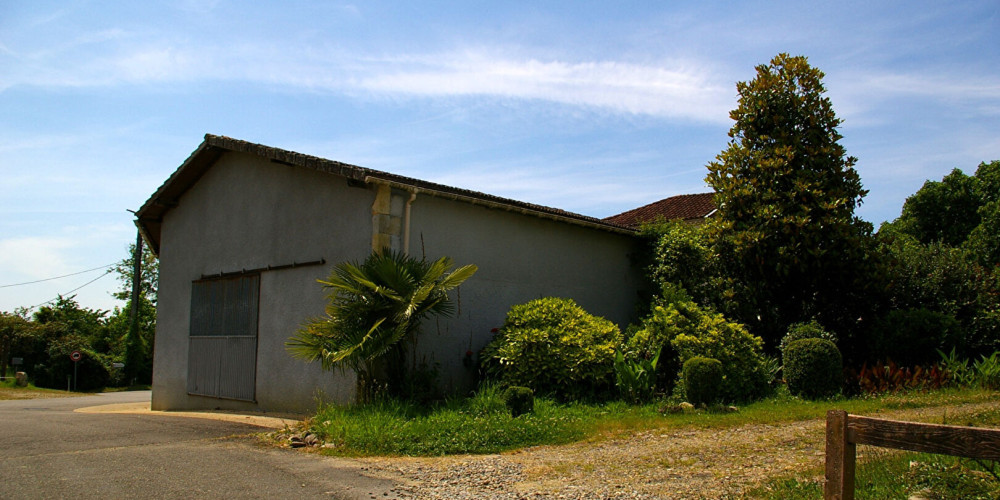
[357,401,1000,499]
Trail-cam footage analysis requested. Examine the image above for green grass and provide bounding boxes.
[746,451,1000,499]
[308,385,999,457]
[744,406,1000,499]
[0,376,80,399]
[312,384,598,455]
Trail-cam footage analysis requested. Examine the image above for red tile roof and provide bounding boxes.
[603,193,717,229]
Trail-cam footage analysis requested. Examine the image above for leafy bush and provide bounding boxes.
[870,309,964,367]
[783,338,842,399]
[778,320,837,355]
[502,386,535,417]
[879,237,999,358]
[614,349,660,403]
[29,336,112,391]
[482,298,622,400]
[682,356,722,405]
[642,222,733,310]
[666,301,770,402]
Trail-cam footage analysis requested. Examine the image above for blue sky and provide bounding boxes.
[1,1,998,313]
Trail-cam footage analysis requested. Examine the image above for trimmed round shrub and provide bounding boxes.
[783,338,842,399]
[779,320,837,354]
[502,386,535,417]
[482,298,622,400]
[682,356,723,405]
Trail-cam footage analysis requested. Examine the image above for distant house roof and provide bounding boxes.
[603,193,717,229]
[135,134,636,254]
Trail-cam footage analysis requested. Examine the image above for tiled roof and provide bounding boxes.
[136,134,636,254]
[603,193,717,229]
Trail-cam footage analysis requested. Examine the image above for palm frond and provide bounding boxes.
[288,250,478,384]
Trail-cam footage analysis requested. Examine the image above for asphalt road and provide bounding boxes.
[0,391,401,499]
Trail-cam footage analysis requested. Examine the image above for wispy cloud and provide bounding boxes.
[350,51,733,122]
[860,72,1000,102]
[829,68,1000,125]
[1,33,734,122]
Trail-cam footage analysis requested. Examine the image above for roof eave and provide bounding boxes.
[135,134,636,255]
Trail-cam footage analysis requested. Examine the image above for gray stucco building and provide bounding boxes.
[136,134,645,412]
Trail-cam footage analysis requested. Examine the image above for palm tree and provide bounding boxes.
[287,250,477,401]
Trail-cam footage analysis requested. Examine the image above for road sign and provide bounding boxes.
[112,362,125,369]
[11,357,22,365]
[70,351,82,362]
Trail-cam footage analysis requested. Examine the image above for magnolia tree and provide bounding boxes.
[705,53,877,350]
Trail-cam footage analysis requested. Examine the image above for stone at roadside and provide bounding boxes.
[15,372,27,387]
[659,402,696,414]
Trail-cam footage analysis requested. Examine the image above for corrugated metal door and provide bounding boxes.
[187,274,259,401]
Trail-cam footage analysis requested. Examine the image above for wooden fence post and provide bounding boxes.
[825,409,856,500]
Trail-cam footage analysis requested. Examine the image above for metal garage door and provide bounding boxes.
[187,274,259,401]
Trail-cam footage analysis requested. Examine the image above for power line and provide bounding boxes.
[0,263,118,289]
[28,270,115,310]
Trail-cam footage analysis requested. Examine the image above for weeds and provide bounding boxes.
[306,383,998,457]
[614,349,659,404]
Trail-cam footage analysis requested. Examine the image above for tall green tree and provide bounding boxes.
[112,241,158,304]
[880,160,1000,266]
[705,53,876,350]
[968,160,1000,267]
[287,250,477,402]
[109,241,158,384]
[975,160,1000,205]
[885,168,982,247]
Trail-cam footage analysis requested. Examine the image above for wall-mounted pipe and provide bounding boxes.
[403,189,418,255]
[363,176,635,237]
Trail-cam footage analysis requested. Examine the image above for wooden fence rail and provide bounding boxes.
[825,409,1000,499]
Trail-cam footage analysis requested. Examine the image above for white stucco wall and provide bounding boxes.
[151,151,642,411]
[405,193,643,393]
[152,152,370,412]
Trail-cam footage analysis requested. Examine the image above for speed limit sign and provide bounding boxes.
[70,350,82,362]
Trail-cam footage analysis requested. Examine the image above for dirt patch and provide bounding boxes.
[360,401,1000,499]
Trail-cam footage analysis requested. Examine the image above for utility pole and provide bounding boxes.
[125,226,144,385]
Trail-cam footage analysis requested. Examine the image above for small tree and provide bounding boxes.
[705,53,875,348]
[287,250,476,402]
[0,311,32,378]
